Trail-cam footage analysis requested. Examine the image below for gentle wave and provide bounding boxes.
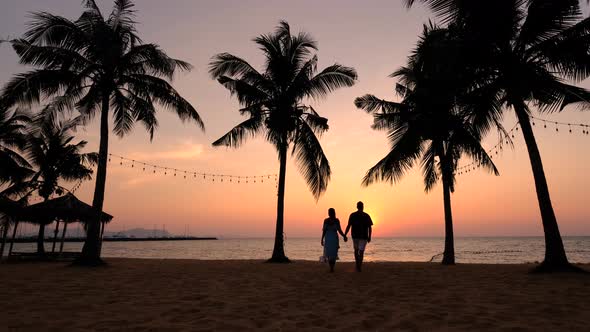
[7,237,590,264]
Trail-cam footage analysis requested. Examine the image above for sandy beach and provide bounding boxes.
[0,259,588,331]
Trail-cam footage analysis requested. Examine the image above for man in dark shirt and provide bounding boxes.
[344,201,373,272]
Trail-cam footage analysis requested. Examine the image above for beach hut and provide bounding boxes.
[3,193,113,259]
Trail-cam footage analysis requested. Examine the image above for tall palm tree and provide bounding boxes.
[407,0,590,271]
[1,0,204,265]
[209,21,357,262]
[26,116,97,255]
[355,24,499,264]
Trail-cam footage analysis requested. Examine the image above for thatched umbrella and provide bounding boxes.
[8,193,113,256]
[17,193,113,223]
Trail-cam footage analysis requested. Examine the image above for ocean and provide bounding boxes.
[7,237,590,263]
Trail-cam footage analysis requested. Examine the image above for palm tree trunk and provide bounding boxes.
[440,154,455,265]
[36,196,51,255]
[77,95,110,266]
[36,224,46,255]
[51,221,60,253]
[0,218,9,258]
[268,141,290,263]
[514,102,570,271]
[8,220,18,256]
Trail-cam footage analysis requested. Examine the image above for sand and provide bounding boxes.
[0,259,589,331]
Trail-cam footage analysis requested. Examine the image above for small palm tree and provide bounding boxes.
[1,0,203,265]
[355,24,498,264]
[407,0,590,271]
[0,106,32,186]
[209,21,357,262]
[25,116,97,255]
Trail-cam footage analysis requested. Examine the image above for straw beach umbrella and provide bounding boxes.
[5,193,113,257]
[17,193,113,224]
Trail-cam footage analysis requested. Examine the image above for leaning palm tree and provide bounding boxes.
[26,116,97,255]
[209,21,357,262]
[1,0,203,265]
[355,24,498,264]
[407,0,590,271]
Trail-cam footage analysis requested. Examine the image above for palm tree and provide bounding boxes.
[209,21,357,262]
[0,106,32,186]
[0,106,32,258]
[355,24,499,265]
[25,116,97,255]
[1,0,204,265]
[407,0,590,271]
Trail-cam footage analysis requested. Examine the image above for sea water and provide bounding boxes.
[7,237,590,263]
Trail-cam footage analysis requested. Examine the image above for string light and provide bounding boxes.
[456,122,519,175]
[106,153,277,185]
[529,115,590,136]
[457,114,590,176]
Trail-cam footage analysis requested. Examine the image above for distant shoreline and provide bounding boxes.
[10,237,218,243]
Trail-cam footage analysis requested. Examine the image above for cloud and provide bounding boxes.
[119,175,159,189]
[129,142,205,161]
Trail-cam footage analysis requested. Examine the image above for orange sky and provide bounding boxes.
[1,0,589,237]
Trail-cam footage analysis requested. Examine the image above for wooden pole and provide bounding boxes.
[8,220,19,256]
[59,222,68,253]
[51,221,60,253]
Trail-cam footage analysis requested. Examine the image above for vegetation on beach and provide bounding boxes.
[1,0,203,265]
[405,0,590,271]
[1,0,589,271]
[355,23,499,265]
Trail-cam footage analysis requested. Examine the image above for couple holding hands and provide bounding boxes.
[321,201,373,272]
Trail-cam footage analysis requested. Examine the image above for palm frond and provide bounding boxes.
[362,126,423,186]
[212,115,264,148]
[306,64,357,99]
[421,141,439,192]
[292,120,330,199]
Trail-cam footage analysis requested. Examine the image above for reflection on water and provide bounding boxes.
[8,237,590,264]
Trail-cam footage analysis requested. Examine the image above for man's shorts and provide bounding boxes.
[353,239,368,251]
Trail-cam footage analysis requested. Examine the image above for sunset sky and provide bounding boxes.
[1,0,589,238]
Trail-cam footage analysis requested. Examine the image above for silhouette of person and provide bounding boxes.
[344,201,373,272]
[321,208,347,272]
